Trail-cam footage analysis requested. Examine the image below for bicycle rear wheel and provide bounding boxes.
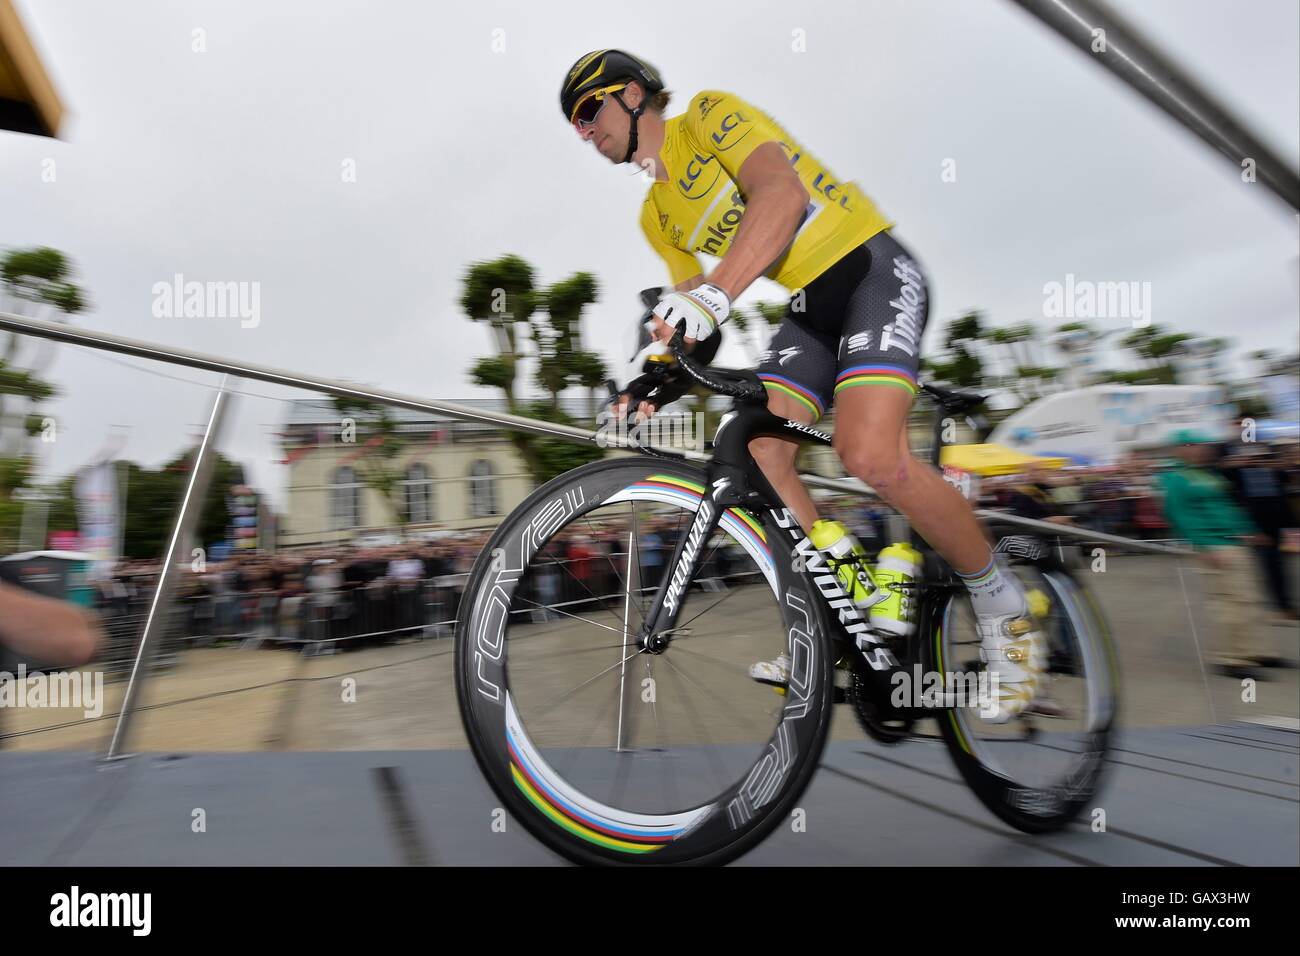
[930,538,1119,833]
[455,457,835,865]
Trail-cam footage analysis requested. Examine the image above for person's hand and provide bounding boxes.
[649,283,730,344]
[644,313,673,346]
[609,390,656,424]
[1199,550,1225,571]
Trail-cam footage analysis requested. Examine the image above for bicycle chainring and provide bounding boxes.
[847,655,915,745]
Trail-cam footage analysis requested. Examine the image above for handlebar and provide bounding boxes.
[664,322,768,403]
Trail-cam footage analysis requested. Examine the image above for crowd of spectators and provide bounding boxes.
[80,439,1298,668]
[87,519,753,655]
[970,443,1300,545]
[91,536,492,652]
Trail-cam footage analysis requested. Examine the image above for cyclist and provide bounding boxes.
[562,50,1047,721]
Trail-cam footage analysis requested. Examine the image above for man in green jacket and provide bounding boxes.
[1158,429,1272,679]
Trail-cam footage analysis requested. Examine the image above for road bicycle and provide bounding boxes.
[454,324,1118,866]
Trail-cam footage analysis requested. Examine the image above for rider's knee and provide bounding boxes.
[835,431,909,494]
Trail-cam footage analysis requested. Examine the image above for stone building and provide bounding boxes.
[277,398,546,547]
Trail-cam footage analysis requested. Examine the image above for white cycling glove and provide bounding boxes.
[649,282,731,341]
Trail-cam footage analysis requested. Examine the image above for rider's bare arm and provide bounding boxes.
[0,580,102,666]
[650,146,806,338]
[706,142,809,301]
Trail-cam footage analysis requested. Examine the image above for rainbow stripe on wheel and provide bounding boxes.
[505,695,711,855]
[605,474,774,588]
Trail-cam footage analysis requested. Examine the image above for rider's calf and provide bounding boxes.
[749,434,798,475]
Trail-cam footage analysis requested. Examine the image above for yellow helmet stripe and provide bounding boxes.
[568,50,608,86]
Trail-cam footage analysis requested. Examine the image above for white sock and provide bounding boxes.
[957,556,1024,617]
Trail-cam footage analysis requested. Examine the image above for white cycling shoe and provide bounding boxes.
[977,602,1049,723]
[749,652,854,698]
[749,652,792,688]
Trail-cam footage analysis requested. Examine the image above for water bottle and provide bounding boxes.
[868,542,923,637]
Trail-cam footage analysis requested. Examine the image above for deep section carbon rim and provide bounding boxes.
[456,459,832,864]
[936,560,1117,822]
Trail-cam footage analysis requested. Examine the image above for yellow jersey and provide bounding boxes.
[640,90,893,291]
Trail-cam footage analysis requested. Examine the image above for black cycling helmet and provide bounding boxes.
[561,49,664,163]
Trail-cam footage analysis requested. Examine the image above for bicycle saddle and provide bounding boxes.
[920,382,987,413]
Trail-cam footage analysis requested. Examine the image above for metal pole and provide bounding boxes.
[106,377,235,759]
[0,311,1190,556]
[1008,0,1300,210]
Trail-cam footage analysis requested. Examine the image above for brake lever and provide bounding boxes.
[667,320,688,361]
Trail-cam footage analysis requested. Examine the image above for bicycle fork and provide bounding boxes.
[637,469,736,651]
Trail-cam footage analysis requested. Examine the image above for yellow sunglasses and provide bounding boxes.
[571,82,628,129]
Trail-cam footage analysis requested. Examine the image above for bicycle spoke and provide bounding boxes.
[553,665,626,783]
[656,652,734,798]
[511,637,648,656]
[525,647,647,721]
[670,643,784,724]
[671,583,744,634]
[512,595,631,639]
[629,501,649,624]
[642,654,683,811]
[616,524,638,751]
[534,553,636,633]
[583,505,648,632]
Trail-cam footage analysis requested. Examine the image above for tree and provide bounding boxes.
[923,311,987,388]
[0,247,87,548]
[461,255,604,486]
[461,255,536,407]
[330,397,411,537]
[119,453,241,560]
[533,272,608,419]
[0,248,86,446]
[985,323,1061,404]
[1119,325,1191,384]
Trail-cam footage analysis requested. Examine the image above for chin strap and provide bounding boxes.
[611,89,646,165]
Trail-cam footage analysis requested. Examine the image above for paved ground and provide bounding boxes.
[1,553,1296,865]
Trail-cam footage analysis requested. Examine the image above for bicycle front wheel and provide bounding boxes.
[454,457,835,865]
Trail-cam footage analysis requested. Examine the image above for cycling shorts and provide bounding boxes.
[755,229,930,423]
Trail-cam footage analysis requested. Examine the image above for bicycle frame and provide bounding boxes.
[631,397,969,716]
[638,401,829,642]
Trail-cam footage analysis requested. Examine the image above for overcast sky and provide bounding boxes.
[3,0,1297,510]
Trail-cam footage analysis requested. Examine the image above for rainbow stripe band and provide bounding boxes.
[834,363,918,396]
[509,742,670,853]
[955,558,997,585]
[758,373,826,420]
[629,475,768,557]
